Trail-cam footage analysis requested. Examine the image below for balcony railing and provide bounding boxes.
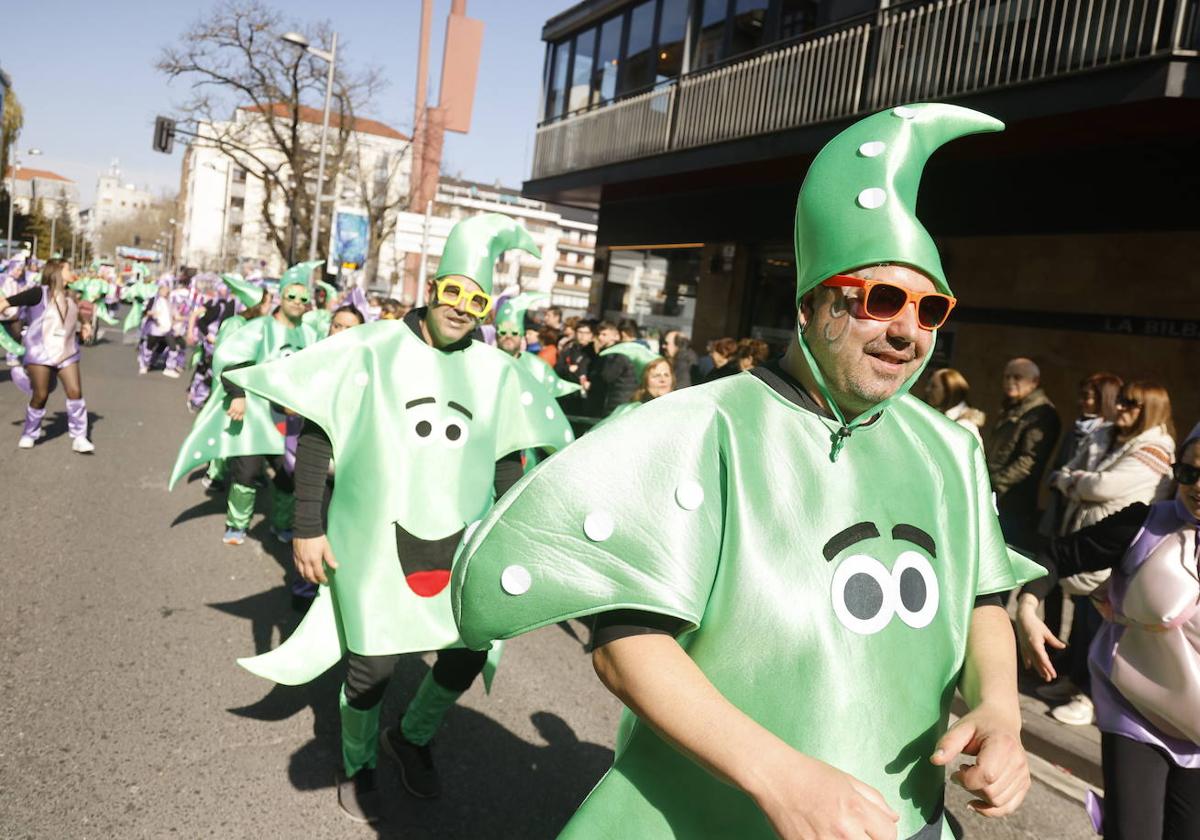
[531,0,1199,180]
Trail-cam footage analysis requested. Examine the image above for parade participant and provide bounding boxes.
[225,214,572,824]
[303,276,339,335]
[120,264,158,335]
[494,298,581,401]
[168,272,315,546]
[68,271,118,343]
[0,259,95,453]
[185,281,238,412]
[161,279,195,377]
[1,258,29,362]
[452,104,1045,839]
[1017,433,1200,839]
[137,282,175,375]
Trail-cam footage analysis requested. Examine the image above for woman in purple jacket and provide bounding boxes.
[0,259,95,452]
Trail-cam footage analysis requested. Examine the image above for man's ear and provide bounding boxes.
[798,289,817,330]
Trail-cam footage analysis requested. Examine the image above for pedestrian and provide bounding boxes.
[138,282,175,375]
[227,214,572,824]
[327,304,364,337]
[661,329,696,389]
[454,103,1039,838]
[596,355,676,428]
[0,258,95,452]
[589,319,658,417]
[1039,381,1176,726]
[987,357,1062,553]
[925,367,986,444]
[1016,430,1200,840]
[536,325,560,367]
[702,336,739,382]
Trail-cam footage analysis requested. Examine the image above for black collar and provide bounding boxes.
[403,306,478,353]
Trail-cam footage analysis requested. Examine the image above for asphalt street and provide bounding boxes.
[0,330,1095,839]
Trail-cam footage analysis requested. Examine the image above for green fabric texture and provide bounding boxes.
[339,686,381,777]
[794,102,1003,300]
[168,315,318,489]
[400,672,463,747]
[598,342,660,380]
[516,351,580,398]
[0,325,23,356]
[206,458,226,482]
[221,273,264,309]
[495,292,549,331]
[226,482,256,531]
[270,488,295,531]
[302,307,333,336]
[120,280,159,333]
[280,260,324,292]
[434,213,540,295]
[226,320,573,685]
[452,375,1044,838]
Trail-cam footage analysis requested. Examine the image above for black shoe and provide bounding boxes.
[380,727,441,798]
[335,767,381,824]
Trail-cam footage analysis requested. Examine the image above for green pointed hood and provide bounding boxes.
[435,213,540,295]
[221,272,264,308]
[317,280,338,302]
[280,260,324,292]
[495,291,550,332]
[795,103,1003,301]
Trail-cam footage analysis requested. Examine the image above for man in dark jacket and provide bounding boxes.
[585,320,640,417]
[987,357,1062,553]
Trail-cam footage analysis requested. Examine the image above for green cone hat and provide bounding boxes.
[317,280,338,302]
[495,291,550,332]
[280,260,324,292]
[222,272,264,308]
[794,103,1003,302]
[435,213,540,295]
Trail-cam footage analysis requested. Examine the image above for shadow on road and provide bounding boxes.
[215,590,614,839]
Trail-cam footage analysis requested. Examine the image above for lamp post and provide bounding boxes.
[5,147,41,259]
[281,30,338,264]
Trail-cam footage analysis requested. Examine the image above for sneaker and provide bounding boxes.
[71,436,96,454]
[162,368,181,379]
[17,434,36,449]
[1051,694,1095,726]
[381,727,441,799]
[270,526,294,544]
[1036,678,1080,703]
[335,767,381,824]
[222,528,246,546]
[138,366,148,375]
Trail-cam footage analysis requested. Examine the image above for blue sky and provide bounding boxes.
[2,0,566,204]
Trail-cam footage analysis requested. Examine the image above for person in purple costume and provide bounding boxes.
[163,279,193,377]
[138,281,175,374]
[1018,429,1200,839]
[0,259,95,453]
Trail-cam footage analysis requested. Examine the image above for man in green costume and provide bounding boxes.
[452,104,1046,839]
[169,270,319,546]
[495,297,581,401]
[224,213,573,824]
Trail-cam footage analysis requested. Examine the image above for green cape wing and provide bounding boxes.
[517,351,580,398]
[599,342,660,380]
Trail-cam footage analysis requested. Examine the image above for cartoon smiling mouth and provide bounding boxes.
[394,523,465,597]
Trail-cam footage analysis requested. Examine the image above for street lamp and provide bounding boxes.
[281,29,338,264]
[5,147,42,259]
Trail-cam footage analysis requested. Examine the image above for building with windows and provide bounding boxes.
[393,176,598,310]
[178,105,411,278]
[5,167,79,224]
[528,0,1200,425]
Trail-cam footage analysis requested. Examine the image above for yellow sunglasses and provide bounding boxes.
[435,277,493,319]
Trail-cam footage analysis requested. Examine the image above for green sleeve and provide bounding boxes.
[452,392,725,649]
[212,317,268,379]
[972,442,1046,595]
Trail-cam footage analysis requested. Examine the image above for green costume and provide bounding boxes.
[495,292,548,332]
[451,104,1045,840]
[0,323,22,357]
[69,277,117,325]
[302,278,339,337]
[598,340,658,380]
[121,269,159,334]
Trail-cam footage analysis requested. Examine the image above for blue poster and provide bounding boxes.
[332,210,369,269]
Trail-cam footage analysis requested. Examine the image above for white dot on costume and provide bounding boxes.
[520,391,533,406]
[545,406,555,420]
[501,564,532,596]
[857,188,887,209]
[194,451,203,459]
[858,141,886,158]
[353,372,369,387]
[893,105,916,119]
[675,481,704,511]
[207,438,216,446]
[583,511,614,542]
[564,430,572,443]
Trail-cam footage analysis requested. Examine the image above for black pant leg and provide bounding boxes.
[344,652,401,710]
[430,648,489,693]
[1163,758,1200,840]
[229,454,265,487]
[1103,732,1170,840]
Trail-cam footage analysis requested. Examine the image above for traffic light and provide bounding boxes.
[153,116,176,154]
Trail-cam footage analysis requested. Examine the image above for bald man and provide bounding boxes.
[987,357,1062,552]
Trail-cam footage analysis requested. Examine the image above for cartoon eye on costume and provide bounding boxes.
[830,554,894,635]
[278,345,297,359]
[443,401,473,448]
[405,397,438,446]
[892,550,939,629]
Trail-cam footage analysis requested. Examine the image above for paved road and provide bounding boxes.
[0,333,1095,839]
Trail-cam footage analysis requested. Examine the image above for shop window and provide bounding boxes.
[546,40,571,120]
[592,14,624,105]
[694,0,729,70]
[730,0,769,56]
[604,246,700,336]
[567,28,596,112]
[620,0,657,94]
[657,0,689,80]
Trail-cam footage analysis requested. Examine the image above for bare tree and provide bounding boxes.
[346,136,411,287]
[157,0,386,266]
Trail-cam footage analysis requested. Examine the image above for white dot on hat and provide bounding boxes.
[893,105,916,119]
[193,451,203,460]
[564,430,573,443]
[520,391,533,406]
[207,438,216,446]
[857,188,887,210]
[858,141,886,158]
[545,406,555,420]
[583,510,614,542]
[501,564,532,596]
[675,481,704,511]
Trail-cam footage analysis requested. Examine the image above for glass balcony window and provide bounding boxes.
[657,0,689,82]
[546,40,571,120]
[620,0,657,95]
[567,27,596,113]
[694,0,729,70]
[730,0,769,56]
[592,14,624,105]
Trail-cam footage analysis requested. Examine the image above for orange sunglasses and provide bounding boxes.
[821,275,957,331]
